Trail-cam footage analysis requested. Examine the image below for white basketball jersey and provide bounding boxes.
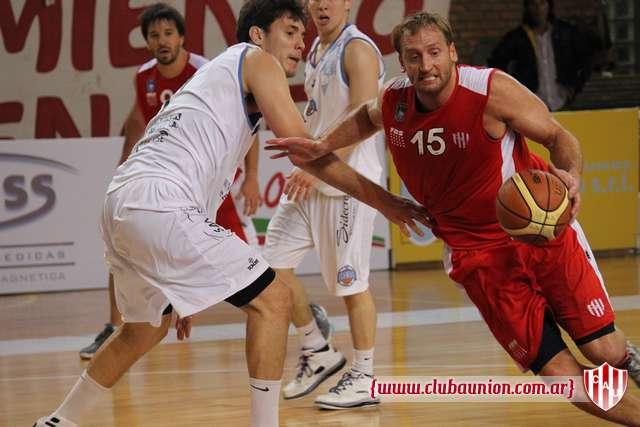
[303,24,384,196]
[108,43,262,214]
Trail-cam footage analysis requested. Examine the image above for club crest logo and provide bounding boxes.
[452,132,470,149]
[394,101,407,122]
[146,79,157,107]
[583,363,627,411]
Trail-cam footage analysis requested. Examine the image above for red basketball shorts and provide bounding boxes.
[446,222,615,370]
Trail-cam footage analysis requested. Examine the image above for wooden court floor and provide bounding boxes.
[1,256,639,426]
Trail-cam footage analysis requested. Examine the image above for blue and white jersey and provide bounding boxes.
[304,24,384,196]
[109,43,262,214]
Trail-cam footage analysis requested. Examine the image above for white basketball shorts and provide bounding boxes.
[263,191,376,296]
[101,178,271,326]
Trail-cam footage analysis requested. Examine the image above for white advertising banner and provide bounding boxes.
[1,135,389,294]
[0,138,122,294]
[1,0,450,139]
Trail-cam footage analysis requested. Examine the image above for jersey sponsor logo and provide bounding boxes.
[247,257,260,271]
[146,113,182,136]
[452,132,470,149]
[337,265,357,286]
[388,127,405,148]
[587,298,606,317]
[336,196,354,247]
[181,207,203,223]
[217,177,233,203]
[203,217,232,239]
[0,153,77,230]
[394,101,407,122]
[145,79,157,107]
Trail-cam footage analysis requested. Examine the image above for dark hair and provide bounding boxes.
[392,12,454,54]
[523,0,555,27]
[139,3,186,40]
[236,0,307,43]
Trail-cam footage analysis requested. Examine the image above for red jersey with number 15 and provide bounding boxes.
[135,52,208,123]
[381,65,548,250]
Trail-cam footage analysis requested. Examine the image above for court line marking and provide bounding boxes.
[0,365,517,383]
[1,295,639,358]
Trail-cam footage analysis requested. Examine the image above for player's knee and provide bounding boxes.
[584,340,627,367]
[578,327,626,366]
[343,288,372,306]
[265,276,293,317]
[119,321,168,356]
[249,276,292,321]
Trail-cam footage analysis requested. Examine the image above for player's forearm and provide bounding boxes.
[547,128,583,179]
[317,102,379,155]
[333,145,357,161]
[301,153,389,211]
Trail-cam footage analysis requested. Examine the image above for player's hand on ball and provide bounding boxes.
[382,194,434,238]
[549,164,580,221]
[175,315,192,340]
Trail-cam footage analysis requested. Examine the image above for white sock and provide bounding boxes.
[297,319,327,351]
[249,377,281,427]
[352,348,374,376]
[51,370,109,425]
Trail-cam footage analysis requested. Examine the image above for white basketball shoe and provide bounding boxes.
[314,370,380,409]
[283,345,346,399]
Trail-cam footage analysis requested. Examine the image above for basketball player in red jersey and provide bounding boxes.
[267,12,640,425]
[79,2,261,359]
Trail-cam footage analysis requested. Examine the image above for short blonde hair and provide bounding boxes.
[391,12,454,54]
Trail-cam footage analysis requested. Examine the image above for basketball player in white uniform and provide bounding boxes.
[34,0,429,425]
[263,0,384,409]
[34,3,303,427]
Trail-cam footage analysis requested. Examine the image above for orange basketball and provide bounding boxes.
[495,169,572,245]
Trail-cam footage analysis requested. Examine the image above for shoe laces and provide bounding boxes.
[294,351,314,380]
[329,370,362,394]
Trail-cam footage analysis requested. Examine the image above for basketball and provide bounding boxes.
[495,169,572,245]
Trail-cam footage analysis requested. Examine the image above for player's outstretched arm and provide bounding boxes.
[301,152,433,237]
[245,52,429,233]
[486,71,582,218]
[265,91,383,164]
